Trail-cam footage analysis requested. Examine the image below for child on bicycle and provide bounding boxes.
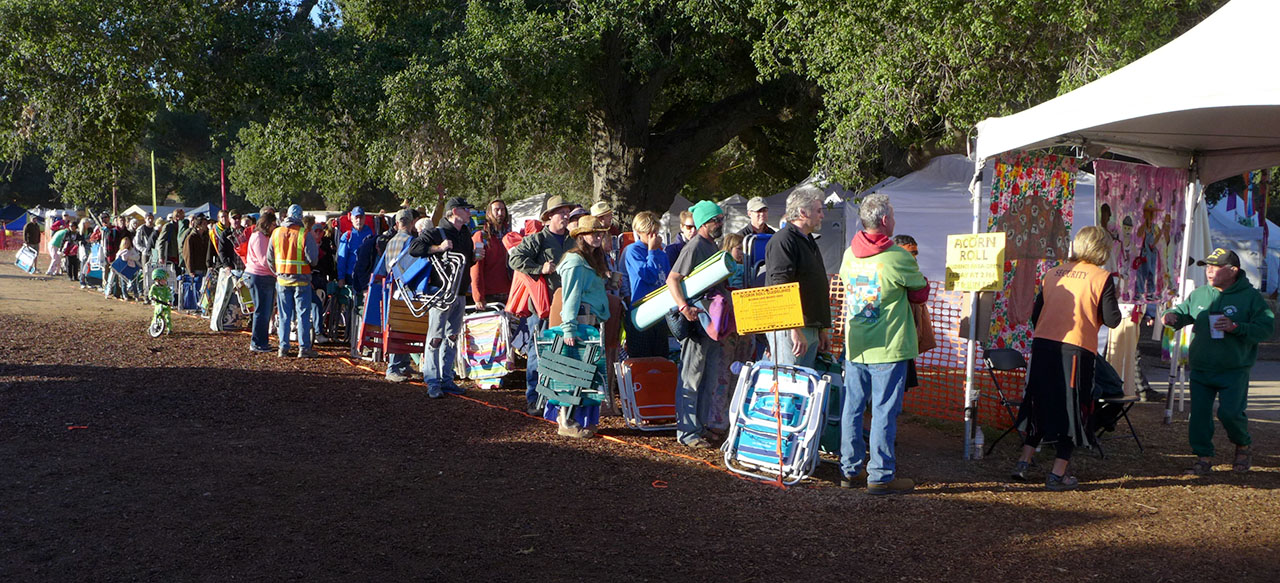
[150,268,174,335]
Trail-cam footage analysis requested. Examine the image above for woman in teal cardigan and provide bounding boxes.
[548,215,612,438]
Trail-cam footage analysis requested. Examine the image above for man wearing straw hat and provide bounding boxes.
[509,194,575,415]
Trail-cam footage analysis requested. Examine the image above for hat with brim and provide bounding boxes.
[590,201,613,218]
[568,207,589,221]
[1197,247,1241,269]
[445,197,474,214]
[747,197,767,213]
[570,215,610,238]
[540,195,574,221]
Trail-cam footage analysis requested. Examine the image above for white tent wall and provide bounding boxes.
[1206,199,1280,292]
[509,192,551,234]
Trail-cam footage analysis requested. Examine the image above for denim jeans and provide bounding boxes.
[840,360,907,484]
[276,283,313,352]
[768,327,820,368]
[249,274,276,350]
[677,334,721,443]
[524,312,544,405]
[423,297,465,388]
[386,352,412,377]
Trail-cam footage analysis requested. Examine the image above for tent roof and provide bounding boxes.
[975,0,1280,183]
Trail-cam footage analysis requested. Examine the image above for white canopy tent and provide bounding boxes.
[970,0,1280,451]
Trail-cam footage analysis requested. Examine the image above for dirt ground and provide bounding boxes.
[2,251,1279,582]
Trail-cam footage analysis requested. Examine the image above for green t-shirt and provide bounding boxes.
[838,245,927,364]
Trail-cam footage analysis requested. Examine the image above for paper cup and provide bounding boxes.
[1208,313,1225,339]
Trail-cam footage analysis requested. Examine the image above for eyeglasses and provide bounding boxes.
[682,223,695,229]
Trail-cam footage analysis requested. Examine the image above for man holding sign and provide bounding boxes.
[837,193,928,495]
[764,185,831,367]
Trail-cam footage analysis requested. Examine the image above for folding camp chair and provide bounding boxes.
[1093,395,1145,458]
[982,348,1027,456]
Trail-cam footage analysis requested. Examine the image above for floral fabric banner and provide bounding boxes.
[985,153,1079,353]
[1094,160,1188,304]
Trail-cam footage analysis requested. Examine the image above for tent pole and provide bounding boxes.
[963,156,983,459]
[1166,172,1200,425]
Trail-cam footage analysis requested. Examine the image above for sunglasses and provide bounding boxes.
[682,223,695,229]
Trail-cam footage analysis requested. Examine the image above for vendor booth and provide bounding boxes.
[966,0,1280,455]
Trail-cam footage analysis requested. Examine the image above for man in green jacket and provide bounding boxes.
[1163,248,1274,475]
[509,195,574,415]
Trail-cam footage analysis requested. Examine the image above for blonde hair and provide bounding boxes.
[722,232,744,253]
[1070,226,1111,266]
[679,210,693,225]
[632,211,659,234]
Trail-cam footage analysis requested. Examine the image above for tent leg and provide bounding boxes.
[1165,175,1201,425]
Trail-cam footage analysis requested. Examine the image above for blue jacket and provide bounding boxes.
[337,225,373,286]
[623,241,670,302]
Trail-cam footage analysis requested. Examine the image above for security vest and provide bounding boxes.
[271,225,310,275]
[1034,261,1111,353]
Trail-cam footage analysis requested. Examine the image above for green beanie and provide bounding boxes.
[691,200,724,229]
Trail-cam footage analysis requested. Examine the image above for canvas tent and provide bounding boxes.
[972,0,1280,444]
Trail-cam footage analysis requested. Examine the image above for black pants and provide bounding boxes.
[623,313,670,359]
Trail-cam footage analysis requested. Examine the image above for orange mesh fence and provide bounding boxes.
[828,277,1024,430]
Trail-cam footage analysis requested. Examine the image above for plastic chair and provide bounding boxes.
[982,348,1027,455]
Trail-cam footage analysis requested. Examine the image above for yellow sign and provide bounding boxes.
[731,283,806,334]
[945,233,1006,291]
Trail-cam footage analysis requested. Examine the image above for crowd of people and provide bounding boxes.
[19,186,1272,494]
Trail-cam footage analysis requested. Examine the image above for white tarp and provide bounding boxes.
[1206,198,1280,292]
[975,0,1280,184]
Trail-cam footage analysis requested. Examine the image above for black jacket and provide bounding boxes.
[409,220,475,295]
[764,222,831,328]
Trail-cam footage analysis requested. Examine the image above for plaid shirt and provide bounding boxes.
[381,230,411,276]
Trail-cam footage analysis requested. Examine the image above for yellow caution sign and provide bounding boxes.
[945,232,1005,291]
[731,283,806,334]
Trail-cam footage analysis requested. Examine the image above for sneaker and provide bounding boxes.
[1010,461,1031,482]
[426,385,445,399]
[557,424,592,438]
[526,404,544,416]
[441,383,466,395]
[277,347,291,358]
[385,370,409,383]
[867,477,915,496]
[316,334,330,344]
[249,345,272,354]
[681,436,715,450]
[839,470,867,489]
[1045,472,1079,491]
[297,348,320,359]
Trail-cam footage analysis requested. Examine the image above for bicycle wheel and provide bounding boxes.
[148,315,165,338]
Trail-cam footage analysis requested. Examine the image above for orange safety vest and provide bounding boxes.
[271,225,310,275]
[1034,261,1111,353]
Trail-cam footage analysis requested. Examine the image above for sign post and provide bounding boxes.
[946,232,1005,459]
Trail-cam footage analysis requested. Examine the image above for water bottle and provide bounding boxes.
[972,427,985,459]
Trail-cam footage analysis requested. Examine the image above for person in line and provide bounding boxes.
[764,185,830,368]
[547,214,613,438]
[22,213,42,270]
[470,199,513,309]
[76,219,94,288]
[153,211,181,273]
[622,211,672,359]
[837,193,928,495]
[1162,248,1274,475]
[1011,226,1122,491]
[892,234,928,390]
[47,218,70,276]
[381,209,418,382]
[63,220,85,283]
[336,206,373,291]
[109,237,141,301]
[409,197,477,398]
[181,214,211,284]
[134,212,156,269]
[210,209,242,271]
[667,200,727,449]
[268,205,320,358]
[244,211,278,354]
[509,195,575,414]
[736,196,776,237]
[664,210,696,265]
